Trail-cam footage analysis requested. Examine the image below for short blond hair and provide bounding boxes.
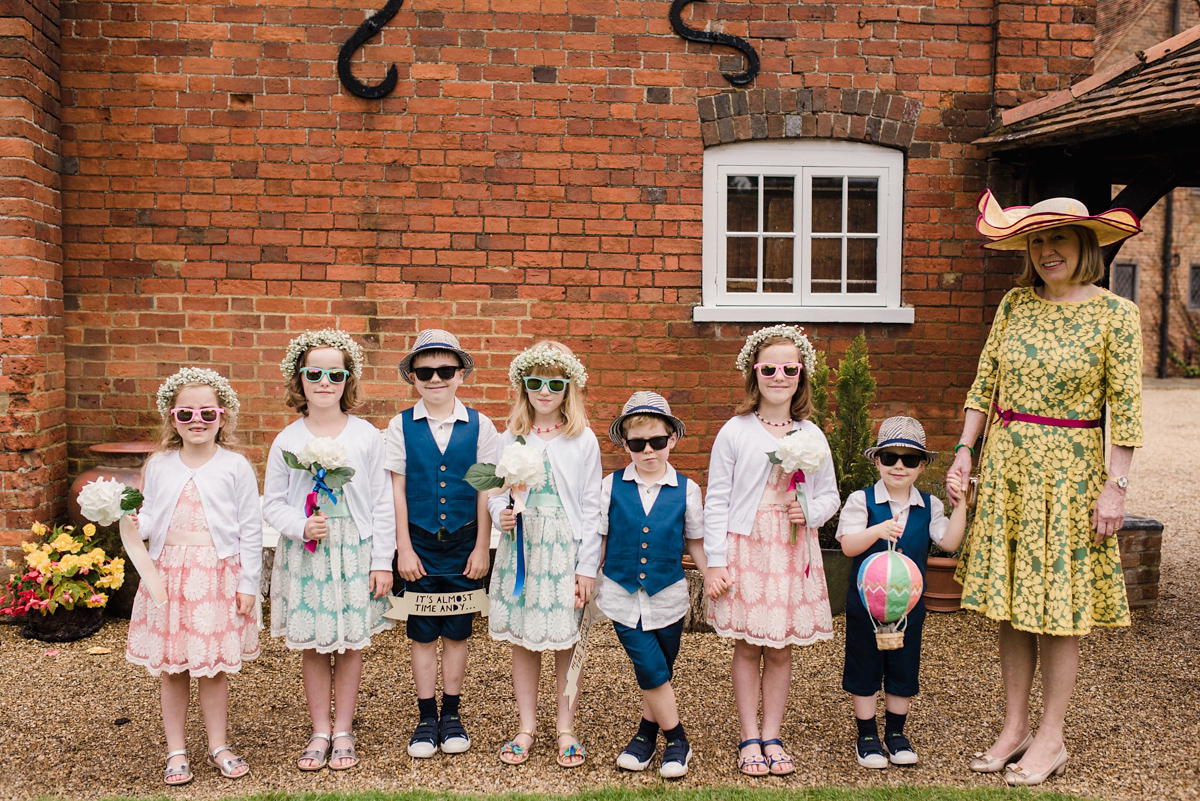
[1016,224,1104,288]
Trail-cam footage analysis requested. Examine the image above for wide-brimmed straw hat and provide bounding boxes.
[398,329,475,384]
[863,416,937,464]
[608,391,686,447]
[975,189,1141,251]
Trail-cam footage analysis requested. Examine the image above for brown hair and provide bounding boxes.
[620,413,676,440]
[506,340,590,439]
[1016,224,1104,288]
[156,382,240,451]
[284,347,362,416]
[734,336,814,421]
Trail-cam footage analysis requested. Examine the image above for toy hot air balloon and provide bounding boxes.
[856,542,924,650]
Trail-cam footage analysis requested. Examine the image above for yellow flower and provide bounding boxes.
[49,533,83,554]
[4,559,14,569]
[83,523,96,538]
[59,554,81,572]
[86,548,106,563]
[26,550,51,573]
[21,541,36,555]
[30,522,46,537]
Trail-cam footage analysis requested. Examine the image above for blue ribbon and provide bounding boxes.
[313,467,339,506]
[511,510,526,599]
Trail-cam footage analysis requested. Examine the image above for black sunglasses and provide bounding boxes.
[301,367,348,384]
[877,451,925,468]
[412,365,460,382]
[625,435,671,452]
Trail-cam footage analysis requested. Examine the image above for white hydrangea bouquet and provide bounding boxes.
[768,429,831,544]
[464,437,546,538]
[283,437,356,553]
[77,478,167,606]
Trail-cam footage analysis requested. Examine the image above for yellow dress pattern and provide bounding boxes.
[955,287,1143,636]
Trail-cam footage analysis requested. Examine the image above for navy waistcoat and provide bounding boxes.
[604,472,688,596]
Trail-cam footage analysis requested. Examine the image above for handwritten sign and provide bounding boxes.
[383,589,489,621]
[563,599,600,707]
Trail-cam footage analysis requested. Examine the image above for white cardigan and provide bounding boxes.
[138,447,263,595]
[262,416,396,572]
[485,427,603,543]
[703,414,839,568]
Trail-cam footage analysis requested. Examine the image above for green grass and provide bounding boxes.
[98,788,1095,801]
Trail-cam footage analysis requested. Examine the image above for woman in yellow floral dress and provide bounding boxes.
[945,190,1143,787]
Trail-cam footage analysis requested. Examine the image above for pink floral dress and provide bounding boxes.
[707,463,834,647]
[126,479,260,677]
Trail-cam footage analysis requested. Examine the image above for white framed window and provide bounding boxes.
[1111,261,1137,302]
[694,140,913,324]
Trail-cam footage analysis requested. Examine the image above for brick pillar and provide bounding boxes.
[0,0,65,559]
[993,0,1097,109]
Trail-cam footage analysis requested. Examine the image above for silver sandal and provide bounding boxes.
[330,731,358,771]
[163,749,193,786]
[297,732,331,771]
[207,744,250,779]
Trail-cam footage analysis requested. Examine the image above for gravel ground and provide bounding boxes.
[1,383,1195,801]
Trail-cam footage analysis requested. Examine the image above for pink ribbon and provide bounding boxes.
[303,491,319,553]
[786,470,806,492]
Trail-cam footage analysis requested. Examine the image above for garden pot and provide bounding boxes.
[924,556,962,613]
[67,442,156,528]
[19,606,105,642]
[821,547,853,617]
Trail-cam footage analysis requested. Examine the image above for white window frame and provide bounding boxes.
[694,140,913,324]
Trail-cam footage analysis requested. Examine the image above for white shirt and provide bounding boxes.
[579,464,704,630]
[485,427,603,543]
[703,415,839,568]
[834,480,950,548]
[138,447,263,595]
[263,416,396,572]
[383,398,499,473]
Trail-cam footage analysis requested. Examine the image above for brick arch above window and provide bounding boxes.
[697,88,923,151]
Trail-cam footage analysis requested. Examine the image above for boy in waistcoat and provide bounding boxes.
[836,416,967,769]
[386,330,499,758]
[575,391,708,779]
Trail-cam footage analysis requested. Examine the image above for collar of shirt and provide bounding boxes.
[872,480,925,509]
[621,462,678,490]
[412,397,468,425]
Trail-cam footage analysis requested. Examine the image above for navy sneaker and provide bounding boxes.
[616,732,656,771]
[884,731,918,765]
[856,734,888,769]
[659,738,692,779]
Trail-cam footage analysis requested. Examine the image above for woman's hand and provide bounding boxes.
[946,447,973,505]
[1092,482,1126,544]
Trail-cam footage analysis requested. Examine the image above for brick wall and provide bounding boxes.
[49,0,1095,490]
[0,0,66,557]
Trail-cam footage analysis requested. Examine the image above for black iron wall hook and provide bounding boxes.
[338,0,404,99]
[669,0,760,86]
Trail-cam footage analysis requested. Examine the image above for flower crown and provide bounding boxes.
[156,367,241,420]
[508,345,588,390]
[735,325,818,377]
[280,329,365,380]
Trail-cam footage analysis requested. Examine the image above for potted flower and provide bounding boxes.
[1,522,126,642]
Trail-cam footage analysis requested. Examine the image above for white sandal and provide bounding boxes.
[330,731,358,771]
[207,744,250,779]
[297,732,331,771]
[163,749,192,786]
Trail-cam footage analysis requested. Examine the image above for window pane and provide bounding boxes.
[726,176,758,232]
[726,236,758,292]
[1188,263,1200,308]
[812,177,842,233]
[847,177,878,233]
[847,238,877,293]
[811,238,842,293]
[1111,262,1136,301]
[764,177,794,233]
[763,237,794,294]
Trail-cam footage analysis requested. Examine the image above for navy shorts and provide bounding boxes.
[842,593,925,698]
[398,523,480,644]
[613,617,685,691]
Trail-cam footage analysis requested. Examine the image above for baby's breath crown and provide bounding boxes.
[156,367,240,420]
[735,325,818,377]
[280,329,365,380]
[508,345,588,390]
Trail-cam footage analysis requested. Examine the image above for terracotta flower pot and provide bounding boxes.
[923,555,963,613]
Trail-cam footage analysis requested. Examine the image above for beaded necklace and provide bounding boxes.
[754,410,793,428]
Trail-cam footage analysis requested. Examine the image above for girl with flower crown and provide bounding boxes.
[487,340,602,768]
[126,367,262,785]
[704,325,840,777]
[263,330,395,772]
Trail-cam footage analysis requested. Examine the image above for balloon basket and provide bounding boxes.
[874,629,905,650]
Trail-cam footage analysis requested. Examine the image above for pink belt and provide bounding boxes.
[993,402,1101,429]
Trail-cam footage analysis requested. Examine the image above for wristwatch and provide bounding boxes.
[1110,475,1129,489]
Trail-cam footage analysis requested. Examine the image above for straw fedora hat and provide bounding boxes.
[975,189,1141,251]
[608,391,686,447]
[863,416,937,464]
[398,329,475,384]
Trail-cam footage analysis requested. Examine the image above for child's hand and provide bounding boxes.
[496,508,517,531]
[395,546,426,582]
[946,474,963,507]
[369,570,393,599]
[463,544,490,581]
[705,566,732,599]
[877,513,903,543]
[574,575,594,609]
[129,512,139,528]
[785,500,808,526]
[235,592,255,616]
[303,512,328,541]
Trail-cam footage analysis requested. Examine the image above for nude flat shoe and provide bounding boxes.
[968,732,1033,773]
[1004,745,1068,786]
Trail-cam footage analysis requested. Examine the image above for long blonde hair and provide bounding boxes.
[734,336,814,421]
[506,340,590,438]
[155,382,240,452]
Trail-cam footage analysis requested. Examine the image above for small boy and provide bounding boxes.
[576,391,708,779]
[385,330,498,758]
[837,416,967,769]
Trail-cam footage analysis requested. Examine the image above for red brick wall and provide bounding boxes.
[53,0,1095,486]
[0,0,66,556]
